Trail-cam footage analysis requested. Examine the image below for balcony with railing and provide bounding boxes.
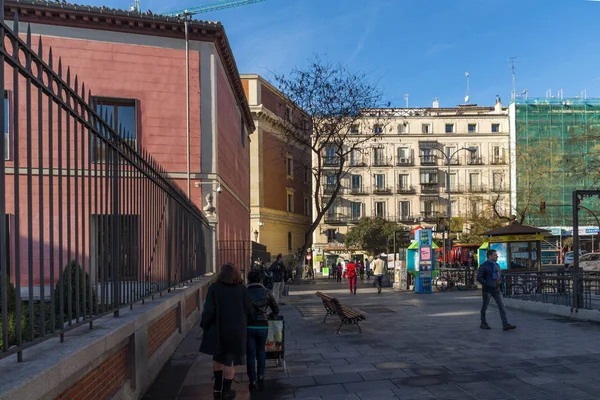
[396,185,416,194]
[323,184,338,194]
[396,156,415,166]
[324,213,348,225]
[421,211,439,222]
[421,184,439,194]
[373,157,391,167]
[445,158,460,166]
[491,156,507,165]
[350,158,367,167]
[492,184,509,193]
[468,184,488,193]
[443,184,464,194]
[467,156,484,165]
[349,185,367,195]
[420,154,438,165]
[372,213,388,220]
[323,156,340,167]
[396,214,414,223]
[349,215,362,224]
[373,185,392,194]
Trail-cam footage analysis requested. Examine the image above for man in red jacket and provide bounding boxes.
[346,259,357,295]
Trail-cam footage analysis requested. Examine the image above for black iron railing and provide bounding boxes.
[0,8,210,361]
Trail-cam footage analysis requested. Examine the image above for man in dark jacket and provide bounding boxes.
[246,270,279,391]
[268,254,286,302]
[477,249,516,331]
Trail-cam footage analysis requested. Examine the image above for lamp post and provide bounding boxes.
[430,146,477,269]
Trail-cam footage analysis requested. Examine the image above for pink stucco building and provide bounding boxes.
[1,1,253,292]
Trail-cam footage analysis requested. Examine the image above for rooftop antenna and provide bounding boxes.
[130,0,140,12]
[509,57,517,100]
[404,93,409,108]
[464,72,470,103]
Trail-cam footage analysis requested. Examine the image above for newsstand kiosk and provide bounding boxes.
[406,229,437,293]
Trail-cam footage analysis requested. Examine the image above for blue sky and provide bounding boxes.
[75,0,599,108]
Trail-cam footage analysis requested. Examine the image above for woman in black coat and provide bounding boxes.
[200,263,253,400]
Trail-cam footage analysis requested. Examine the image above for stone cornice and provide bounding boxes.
[4,0,254,132]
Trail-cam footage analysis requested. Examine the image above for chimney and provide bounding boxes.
[494,95,502,113]
[432,97,439,108]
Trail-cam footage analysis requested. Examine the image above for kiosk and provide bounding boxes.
[478,222,549,271]
[406,229,438,293]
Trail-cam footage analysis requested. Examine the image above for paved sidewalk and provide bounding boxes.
[144,278,600,400]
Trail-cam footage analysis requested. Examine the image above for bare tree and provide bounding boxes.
[272,56,389,279]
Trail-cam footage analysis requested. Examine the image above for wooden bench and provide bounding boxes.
[315,291,366,334]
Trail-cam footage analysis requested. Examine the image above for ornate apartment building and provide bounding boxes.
[313,98,510,249]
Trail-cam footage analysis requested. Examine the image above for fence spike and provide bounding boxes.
[48,47,53,70]
[74,75,79,95]
[37,35,43,58]
[88,89,92,104]
[13,9,18,33]
[66,66,71,86]
[0,0,4,22]
[26,24,31,47]
[57,57,62,78]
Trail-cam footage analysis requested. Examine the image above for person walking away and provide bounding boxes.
[336,262,342,282]
[366,258,371,280]
[268,254,285,303]
[246,269,279,392]
[477,249,516,331]
[200,263,253,400]
[346,259,358,295]
[358,260,365,280]
[372,255,386,294]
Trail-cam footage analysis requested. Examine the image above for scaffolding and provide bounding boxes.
[513,97,600,227]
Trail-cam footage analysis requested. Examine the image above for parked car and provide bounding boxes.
[569,252,600,272]
[564,250,586,266]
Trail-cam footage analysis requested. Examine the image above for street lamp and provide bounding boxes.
[430,146,477,268]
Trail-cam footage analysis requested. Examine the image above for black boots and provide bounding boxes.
[221,378,236,399]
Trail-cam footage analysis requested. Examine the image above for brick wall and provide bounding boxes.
[147,308,179,357]
[185,291,199,318]
[54,345,128,400]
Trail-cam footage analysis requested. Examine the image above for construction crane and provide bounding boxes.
[164,0,269,17]
[130,0,140,12]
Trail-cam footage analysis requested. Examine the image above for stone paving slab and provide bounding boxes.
[143,278,600,399]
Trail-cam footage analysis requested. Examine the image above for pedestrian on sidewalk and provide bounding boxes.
[366,258,371,280]
[268,254,286,303]
[246,269,279,392]
[336,262,342,282]
[199,263,253,400]
[358,260,365,280]
[372,255,386,294]
[477,249,516,331]
[346,259,357,295]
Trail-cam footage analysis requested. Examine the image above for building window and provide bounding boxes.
[421,200,437,217]
[374,174,386,190]
[398,174,410,190]
[351,175,362,189]
[470,200,479,216]
[399,201,411,220]
[351,202,362,220]
[445,123,454,133]
[287,192,294,212]
[397,124,407,134]
[350,124,359,134]
[92,215,139,281]
[350,150,363,166]
[3,92,9,161]
[469,173,480,190]
[304,197,310,216]
[468,123,477,133]
[374,201,386,218]
[286,155,294,179]
[304,165,310,183]
[326,229,337,243]
[373,124,383,134]
[491,123,500,133]
[93,98,138,162]
[420,170,438,185]
[287,231,293,250]
[493,173,503,191]
[421,124,430,134]
[373,147,386,166]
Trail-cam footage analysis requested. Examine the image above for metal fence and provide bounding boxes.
[0,6,210,361]
[502,271,600,310]
[218,240,251,281]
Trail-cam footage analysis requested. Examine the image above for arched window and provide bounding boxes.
[287,232,293,251]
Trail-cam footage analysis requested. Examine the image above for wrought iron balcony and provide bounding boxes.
[420,155,438,165]
[323,184,337,194]
[371,213,388,220]
[491,157,507,165]
[443,184,464,194]
[323,156,340,167]
[420,184,439,194]
[373,186,392,194]
[396,156,415,166]
[373,158,391,167]
[445,158,460,166]
[324,213,348,225]
[349,159,367,167]
[421,211,439,221]
[491,185,509,193]
[467,156,484,165]
[468,184,488,193]
[349,215,362,224]
[396,214,414,223]
[349,186,367,195]
[396,185,416,194]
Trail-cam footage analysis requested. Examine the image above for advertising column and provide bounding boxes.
[415,229,433,293]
